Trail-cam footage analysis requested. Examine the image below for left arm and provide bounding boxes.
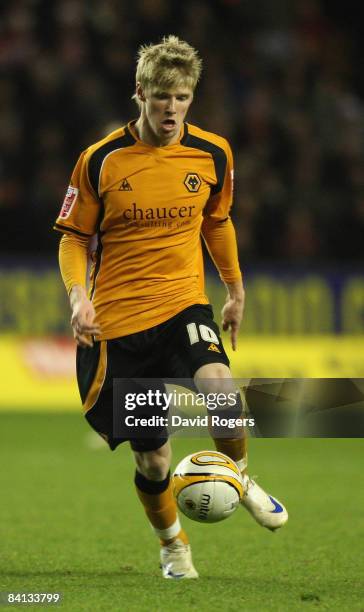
[201,138,244,350]
[222,279,245,352]
[201,216,244,350]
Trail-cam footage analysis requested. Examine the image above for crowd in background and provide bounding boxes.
[1,0,363,262]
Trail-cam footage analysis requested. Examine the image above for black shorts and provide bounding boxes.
[77,304,229,452]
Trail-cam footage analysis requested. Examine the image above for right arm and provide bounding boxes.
[59,234,100,347]
[55,149,102,346]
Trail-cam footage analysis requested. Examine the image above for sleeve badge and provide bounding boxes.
[60,186,79,218]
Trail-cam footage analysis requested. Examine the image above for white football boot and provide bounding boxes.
[160,538,199,579]
[241,475,288,531]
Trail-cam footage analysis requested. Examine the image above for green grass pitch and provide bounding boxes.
[0,413,363,611]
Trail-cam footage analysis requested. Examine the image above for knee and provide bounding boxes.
[135,450,171,481]
[194,363,233,395]
[196,363,231,380]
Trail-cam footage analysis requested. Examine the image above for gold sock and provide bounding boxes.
[135,473,188,545]
[213,437,248,475]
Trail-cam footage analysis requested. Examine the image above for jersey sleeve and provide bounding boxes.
[53,150,100,237]
[202,140,242,283]
[58,233,89,294]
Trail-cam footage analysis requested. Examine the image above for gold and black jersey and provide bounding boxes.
[54,121,241,339]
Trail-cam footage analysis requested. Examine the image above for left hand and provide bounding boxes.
[221,290,245,351]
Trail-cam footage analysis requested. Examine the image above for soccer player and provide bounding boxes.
[55,36,288,579]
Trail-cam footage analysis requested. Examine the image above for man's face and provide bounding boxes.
[139,84,193,145]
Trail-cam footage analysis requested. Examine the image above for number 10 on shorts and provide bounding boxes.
[186,322,219,345]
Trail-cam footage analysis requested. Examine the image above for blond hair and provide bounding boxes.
[133,35,202,105]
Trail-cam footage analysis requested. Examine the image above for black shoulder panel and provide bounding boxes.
[88,130,135,198]
[181,126,227,195]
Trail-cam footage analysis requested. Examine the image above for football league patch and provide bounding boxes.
[60,185,78,218]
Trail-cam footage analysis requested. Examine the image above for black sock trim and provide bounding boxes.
[134,470,171,495]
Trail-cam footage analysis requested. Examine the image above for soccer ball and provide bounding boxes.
[173,450,244,523]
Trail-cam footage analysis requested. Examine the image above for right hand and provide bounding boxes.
[70,285,101,347]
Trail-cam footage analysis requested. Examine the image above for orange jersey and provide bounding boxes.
[54,121,241,339]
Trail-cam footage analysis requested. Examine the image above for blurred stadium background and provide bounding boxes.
[1,0,364,411]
